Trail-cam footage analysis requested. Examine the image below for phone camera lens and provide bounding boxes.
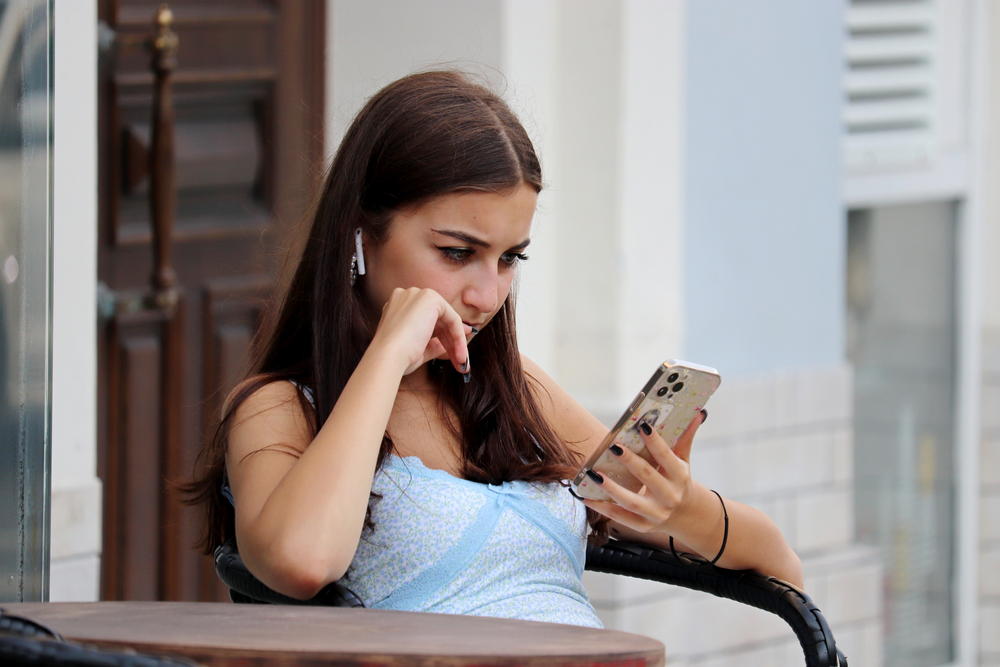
[667,372,679,383]
[657,386,669,397]
[672,382,684,392]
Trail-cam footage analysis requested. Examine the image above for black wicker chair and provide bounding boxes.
[0,609,199,667]
[215,538,847,667]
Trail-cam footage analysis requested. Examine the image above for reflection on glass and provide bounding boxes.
[0,0,52,602]
[847,202,956,667]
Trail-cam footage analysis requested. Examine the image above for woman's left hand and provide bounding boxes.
[582,411,707,535]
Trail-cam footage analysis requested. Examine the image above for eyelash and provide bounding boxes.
[437,247,529,268]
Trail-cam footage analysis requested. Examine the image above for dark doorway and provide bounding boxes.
[96,0,325,602]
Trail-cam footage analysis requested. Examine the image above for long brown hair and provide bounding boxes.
[185,70,603,553]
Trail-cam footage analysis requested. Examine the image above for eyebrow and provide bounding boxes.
[431,229,531,251]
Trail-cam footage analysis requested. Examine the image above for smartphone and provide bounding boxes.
[571,360,721,502]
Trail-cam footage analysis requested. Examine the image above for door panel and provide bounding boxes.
[97,0,324,602]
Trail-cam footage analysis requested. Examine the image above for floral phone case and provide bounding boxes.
[571,360,721,502]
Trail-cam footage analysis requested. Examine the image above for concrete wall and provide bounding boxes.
[49,0,101,601]
[682,0,845,378]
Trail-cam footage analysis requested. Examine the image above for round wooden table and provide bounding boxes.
[2,602,664,667]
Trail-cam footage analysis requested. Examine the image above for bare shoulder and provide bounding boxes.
[227,378,314,463]
[520,354,607,458]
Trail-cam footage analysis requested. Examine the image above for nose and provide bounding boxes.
[463,265,499,314]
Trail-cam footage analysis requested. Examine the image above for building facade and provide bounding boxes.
[27,0,998,665]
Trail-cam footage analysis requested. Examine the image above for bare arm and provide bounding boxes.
[522,355,803,589]
[228,288,471,599]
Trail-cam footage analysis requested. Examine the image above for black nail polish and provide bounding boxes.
[461,360,468,372]
[463,371,471,384]
[585,469,604,485]
[700,408,708,424]
[470,326,480,334]
[610,444,624,457]
[640,421,652,436]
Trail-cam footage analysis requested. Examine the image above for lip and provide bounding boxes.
[463,321,484,334]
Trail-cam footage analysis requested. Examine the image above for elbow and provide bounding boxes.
[242,533,354,601]
[778,548,804,591]
[272,563,334,601]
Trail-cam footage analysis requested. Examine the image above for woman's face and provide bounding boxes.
[362,183,537,335]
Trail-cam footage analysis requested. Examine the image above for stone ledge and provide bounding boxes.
[50,478,102,560]
[49,553,100,602]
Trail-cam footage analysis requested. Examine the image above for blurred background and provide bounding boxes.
[1,1,998,666]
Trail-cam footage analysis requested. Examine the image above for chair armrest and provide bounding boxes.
[1,609,199,666]
[214,539,364,608]
[585,540,846,667]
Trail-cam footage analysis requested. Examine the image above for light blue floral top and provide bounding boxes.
[339,454,602,627]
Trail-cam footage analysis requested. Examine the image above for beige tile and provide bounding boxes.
[982,493,1000,542]
[602,593,687,653]
[583,569,683,608]
[980,546,1000,597]
[778,366,852,428]
[857,620,885,667]
[982,329,1000,374]
[682,590,789,654]
[984,436,1000,487]
[50,480,102,560]
[753,431,833,495]
[731,376,778,435]
[795,488,853,553]
[820,562,882,624]
[983,383,1000,432]
[689,440,755,497]
[981,601,1000,653]
[696,380,743,441]
[49,553,101,602]
[688,642,786,667]
[832,427,854,485]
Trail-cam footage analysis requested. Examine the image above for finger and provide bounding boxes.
[432,304,470,375]
[636,420,687,480]
[582,497,655,533]
[581,469,663,524]
[606,440,679,507]
[671,409,706,464]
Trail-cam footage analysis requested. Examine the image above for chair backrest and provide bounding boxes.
[215,538,846,667]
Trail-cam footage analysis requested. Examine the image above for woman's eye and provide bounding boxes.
[500,252,529,267]
[438,247,473,264]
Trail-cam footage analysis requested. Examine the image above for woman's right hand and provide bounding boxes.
[371,287,471,376]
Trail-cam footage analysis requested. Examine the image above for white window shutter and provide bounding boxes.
[844,0,937,172]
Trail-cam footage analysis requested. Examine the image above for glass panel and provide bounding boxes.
[847,201,957,667]
[0,0,52,602]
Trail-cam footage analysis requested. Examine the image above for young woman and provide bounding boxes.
[187,70,802,628]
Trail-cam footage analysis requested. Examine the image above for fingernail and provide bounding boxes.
[463,371,471,384]
[610,444,624,457]
[700,408,708,424]
[640,422,652,436]
[461,359,468,372]
[585,469,604,485]
[470,326,480,334]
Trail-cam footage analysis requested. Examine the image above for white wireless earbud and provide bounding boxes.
[355,227,366,276]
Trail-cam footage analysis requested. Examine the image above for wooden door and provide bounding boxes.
[96,0,325,602]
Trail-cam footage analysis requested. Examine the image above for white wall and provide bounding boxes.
[327,0,504,161]
[682,0,845,378]
[50,0,101,602]
[326,0,686,420]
